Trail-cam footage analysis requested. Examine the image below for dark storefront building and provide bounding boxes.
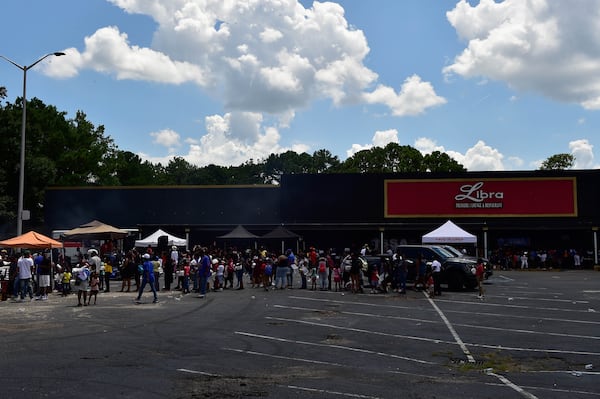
[44,169,600,265]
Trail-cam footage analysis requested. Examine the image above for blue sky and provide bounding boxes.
[1,0,598,170]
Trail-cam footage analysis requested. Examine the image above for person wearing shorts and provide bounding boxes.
[36,255,52,301]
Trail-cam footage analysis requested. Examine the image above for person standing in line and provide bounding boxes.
[103,255,112,292]
[286,249,296,288]
[165,246,178,291]
[182,259,191,294]
[573,251,581,269]
[36,254,52,301]
[135,253,158,303]
[234,256,245,290]
[75,263,90,307]
[197,248,211,298]
[16,251,34,302]
[62,267,72,296]
[317,256,328,291]
[88,271,100,305]
[326,251,335,290]
[431,258,442,297]
[476,258,485,300]
[394,249,407,294]
[349,251,362,294]
[520,252,529,269]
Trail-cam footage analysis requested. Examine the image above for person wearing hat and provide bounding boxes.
[135,253,158,303]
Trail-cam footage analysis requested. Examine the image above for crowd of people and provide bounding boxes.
[1,244,424,304]
[0,241,592,305]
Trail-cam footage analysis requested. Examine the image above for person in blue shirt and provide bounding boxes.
[197,248,211,298]
[135,253,158,303]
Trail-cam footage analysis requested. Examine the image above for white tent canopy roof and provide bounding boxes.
[422,220,477,245]
[135,229,187,247]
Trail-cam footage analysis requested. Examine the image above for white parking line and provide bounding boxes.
[224,347,345,367]
[424,292,475,363]
[488,371,539,399]
[177,368,219,377]
[425,292,540,399]
[284,384,383,399]
[235,330,437,364]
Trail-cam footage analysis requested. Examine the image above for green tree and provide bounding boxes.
[261,150,313,184]
[539,153,575,170]
[161,157,198,185]
[0,97,118,229]
[340,143,427,173]
[423,151,466,172]
[106,151,159,186]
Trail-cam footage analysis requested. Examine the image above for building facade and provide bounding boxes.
[44,169,600,265]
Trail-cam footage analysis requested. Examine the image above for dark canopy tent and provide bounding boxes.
[217,225,259,239]
[216,225,259,249]
[261,225,300,253]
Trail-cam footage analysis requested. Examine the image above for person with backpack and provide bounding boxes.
[263,258,273,291]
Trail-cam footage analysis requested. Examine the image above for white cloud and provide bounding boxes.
[372,129,399,147]
[415,138,505,171]
[444,0,600,110]
[45,27,208,86]
[150,128,180,148]
[363,75,447,116]
[346,143,372,158]
[346,129,399,157]
[49,0,444,118]
[570,139,597,169]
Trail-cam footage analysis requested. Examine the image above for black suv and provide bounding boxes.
[396,245,478,290]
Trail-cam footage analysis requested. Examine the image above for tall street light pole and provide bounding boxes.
[0,52,65,236]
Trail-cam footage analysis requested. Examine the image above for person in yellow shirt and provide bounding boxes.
[62,269,72,296]
[103,257,113,292]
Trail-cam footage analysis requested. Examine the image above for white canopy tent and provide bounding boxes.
[422,220,477,245]
[135,229,187,247]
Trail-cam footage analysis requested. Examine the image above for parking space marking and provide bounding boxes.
[284,384,383,399]
[424,292,476,363]
[264,316,459,352]
[177,368,220,377]
[273,304,438,325]
[487,371,539,399]
[235,330,437,365]
[224,347,345,367]
[466,341,600,356]
[441,308,600,326]
[425,293,541,398]
[451,320,600,341]
[434,298,594,314]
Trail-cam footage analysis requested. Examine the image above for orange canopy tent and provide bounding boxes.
[0,231,63,249]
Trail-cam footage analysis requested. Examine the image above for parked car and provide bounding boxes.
[396,245,478,290]
[441,245,493,280]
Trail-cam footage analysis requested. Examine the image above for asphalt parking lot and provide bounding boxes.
[1,270,598,399]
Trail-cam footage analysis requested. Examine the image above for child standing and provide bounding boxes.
[62,268,72,296]
[333,266,341,292]
[309,266,317,291]
[370,267,379,294]
[182,261,191,294]
[88,271,100,305]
